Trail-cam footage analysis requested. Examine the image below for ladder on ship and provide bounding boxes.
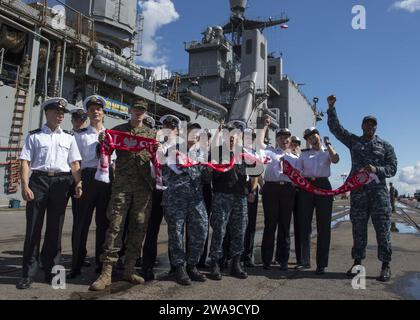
[4,71,30,194]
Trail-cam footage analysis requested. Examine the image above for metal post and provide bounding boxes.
[0,48,4,75]
[59,40,66,96]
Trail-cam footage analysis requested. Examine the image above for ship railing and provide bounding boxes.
[0,48,4,75]
[0,0,95,46]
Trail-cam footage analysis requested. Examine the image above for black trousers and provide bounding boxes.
[293,189,302,264]
[71,168,112,271]
[297,178,333,268]
[261,183,296,265]
[242,185,259,262]
[142,188,165,270]
[43,183,78,267]
[22,173,72,277]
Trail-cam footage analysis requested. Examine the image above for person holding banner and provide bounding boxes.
[296,127,339,275]
[327,95,397,282]
[90,98,156,291]
[161,123,209,286]
[141,115,181,281]
[208,125,249,281]
[259,118,300,271]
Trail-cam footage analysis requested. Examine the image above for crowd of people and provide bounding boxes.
[15,94,397,291]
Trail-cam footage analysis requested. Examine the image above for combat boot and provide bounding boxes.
[122,259,145,284]
[346,259,362,277]
[377,263,391,282]
[89,263,112,291]
[230,256,248,279]
[186,265,207,282]
[209,261,222,281]
[175,265,192,286]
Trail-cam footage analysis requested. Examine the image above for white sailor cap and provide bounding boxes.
[70,107,88,120]
[160,114,181,129]
[83,95,106,111]
[42,97,69,113]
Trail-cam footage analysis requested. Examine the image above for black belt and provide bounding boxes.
[265,181,292,186]
[32,171,71,177]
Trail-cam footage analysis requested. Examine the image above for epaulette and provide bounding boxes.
[63,130,74,136]
[301,148,310,152]
[29,128,41,135]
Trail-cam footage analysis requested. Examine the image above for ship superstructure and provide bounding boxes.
[0,0,317,204]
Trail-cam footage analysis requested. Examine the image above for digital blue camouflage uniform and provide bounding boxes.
[327,108,397,263]
[209,148,248,262]
[161,143,209,266]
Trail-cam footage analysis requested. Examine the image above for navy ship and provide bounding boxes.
[0,0,317,204]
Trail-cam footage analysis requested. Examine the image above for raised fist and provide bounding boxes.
[327,95,336,108]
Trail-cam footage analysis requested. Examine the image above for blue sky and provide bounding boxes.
[138,0,420,194]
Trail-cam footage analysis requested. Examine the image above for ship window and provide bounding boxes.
[289,117,292,125]
[246,39,252,54]
[269,66,277,75]
[260,42,266,60]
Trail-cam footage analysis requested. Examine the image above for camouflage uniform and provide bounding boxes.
[101,122,156,265]
[209,154,248,262]
[209,192,248,261]
[327,108,397,263]
[161,144,209,266]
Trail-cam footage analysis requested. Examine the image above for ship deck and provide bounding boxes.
[0,200,419,300]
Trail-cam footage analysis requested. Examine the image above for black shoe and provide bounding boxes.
[16,277,33,290]
[141,268,155,281]
[279,263,288,271]
[67,269,81,279]
[82,259,91,267]
[315,267,326,275]
[377,266,391,282]
[209,262,222,281]
[186,265,207,282]
[346,260,362,277]
[295,264,311,271]
[175,265,192,286]
[263,263,271,270]
[231,257,248,279]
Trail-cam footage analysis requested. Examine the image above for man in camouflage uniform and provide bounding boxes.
[161,123,209,285]
[208,127,248,281]
[327,95,397,282]
[90,99,156,291]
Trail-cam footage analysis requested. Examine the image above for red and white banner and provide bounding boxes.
[96,130,374,196]
[95,129,160,184]
[282,160,373,196]
[176,152,270,173]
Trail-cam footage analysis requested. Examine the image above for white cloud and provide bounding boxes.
[390,0,420,12]
[153,64,172,80]
[138,0,180,65]
[391,162,420,196]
